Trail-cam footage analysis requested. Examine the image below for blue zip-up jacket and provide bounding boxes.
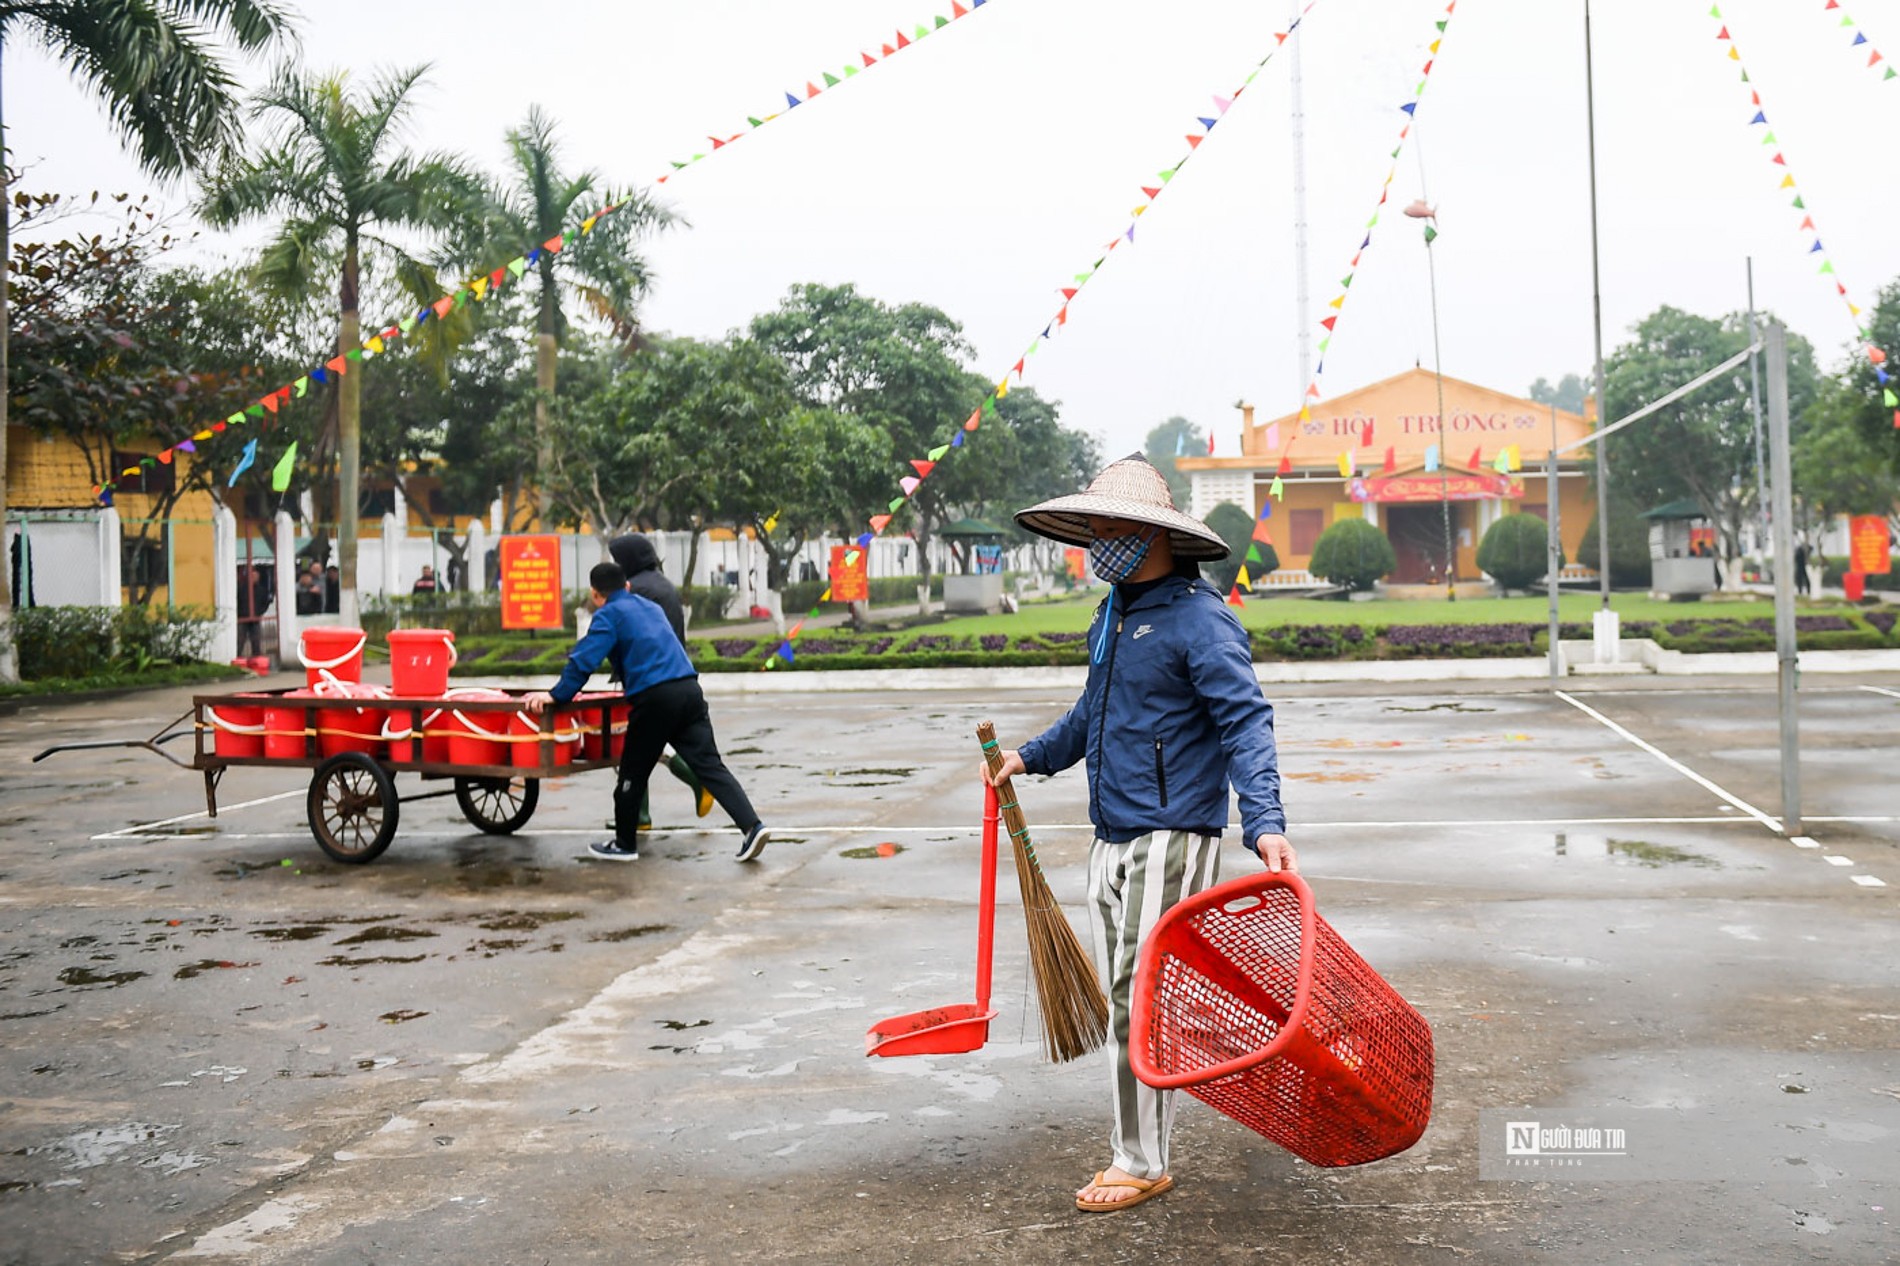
[1018,576,1285,849]
[550,590,695,703]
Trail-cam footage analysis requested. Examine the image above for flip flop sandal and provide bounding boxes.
[1075,1171,1174,1213]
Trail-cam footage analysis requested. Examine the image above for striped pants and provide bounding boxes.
[1086,829,1222,1180]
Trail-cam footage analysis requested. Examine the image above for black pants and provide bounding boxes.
[615,677,759,844]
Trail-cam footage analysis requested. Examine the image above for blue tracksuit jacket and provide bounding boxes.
[1018,576,1285,849]
[550,590,695,703]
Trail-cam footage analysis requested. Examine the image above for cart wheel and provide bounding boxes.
[307,752,400,864]
[454,775,539,835]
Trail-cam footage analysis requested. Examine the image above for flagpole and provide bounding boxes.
[1585,0,1614,623]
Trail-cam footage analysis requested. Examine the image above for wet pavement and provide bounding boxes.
[1,673,1896,1264]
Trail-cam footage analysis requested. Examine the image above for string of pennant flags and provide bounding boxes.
[1271,0,1457,497]
[1819,0,1895,82]
[763,3,1327,666]
[1710,5,1898,427]
[94,0,1001,502]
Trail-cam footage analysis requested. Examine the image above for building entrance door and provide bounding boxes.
[1386,504,1451,583]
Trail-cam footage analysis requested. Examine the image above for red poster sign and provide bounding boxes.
[1849,515,1892,575]
[828,544,869,603]
[499,535,563,629]
[1359,473,1521,503]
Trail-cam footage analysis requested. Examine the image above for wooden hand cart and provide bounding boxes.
[33,688,629,865]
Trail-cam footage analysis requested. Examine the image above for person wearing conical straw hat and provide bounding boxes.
[983,453,1294,1213]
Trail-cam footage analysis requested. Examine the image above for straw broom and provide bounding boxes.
[977,720,1109,1063]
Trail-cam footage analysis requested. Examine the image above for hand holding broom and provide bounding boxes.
[976,721,1109,1063]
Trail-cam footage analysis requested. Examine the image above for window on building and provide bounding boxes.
[122,532,167,592]
[1291,509,1324,555]
[110,451,175,497]
[359,488,396,518]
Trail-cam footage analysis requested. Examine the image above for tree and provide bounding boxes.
[1598,305,1818,577]
[1203,502,1256,591]
[750,283,977,599]
[1478,513,1557,592]
[459,106,676,519]
[0,0,296,681]
[1798,277,1900,532]
[1529,373,1588,414]
[1308,518,1395,592]
[1578,487,1653,589]
[1144,415,1204,506]
[201,63,481,624]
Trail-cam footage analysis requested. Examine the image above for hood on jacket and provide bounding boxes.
[609,533,661,578]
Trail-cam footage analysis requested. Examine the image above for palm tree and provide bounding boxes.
[201,63,479,624]
[0,0,295,684]
[466,106,676,521]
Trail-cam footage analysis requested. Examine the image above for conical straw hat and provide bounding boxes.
[1014,454,1230,561]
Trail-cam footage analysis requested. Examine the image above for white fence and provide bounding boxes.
[5,508,121,608]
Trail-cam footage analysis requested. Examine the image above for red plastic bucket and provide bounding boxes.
[310,680,391,758]
[446,709,506,766]
[206,704,265,759]
[572,693,625,760]
[299,626,367,687]
[388,628,456,696]
[422,688,508,763]
[508,711,581,769]
[382,712,417,762]
[262,695,313,760]
[1129,871,1434,1168]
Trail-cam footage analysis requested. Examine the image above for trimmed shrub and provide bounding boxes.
[14,605,215,680]
[1477,514,1557,592]
[1204,502,1258,591]
[1578,491,1652,589]
[1308,519,1396,592]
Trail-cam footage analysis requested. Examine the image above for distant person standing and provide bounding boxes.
[323,564,340,614]
[238,564,273,657]
[295,570,323,616]
[610,533,714,829]
[1794,541,1811,596]
[412,565,440,595]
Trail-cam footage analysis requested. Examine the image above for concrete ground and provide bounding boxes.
[1,672,1896,1264]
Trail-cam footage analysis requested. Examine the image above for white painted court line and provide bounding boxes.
[1823,855,1856,867]
[91,789,305,841]
[1860,685,1900,701]
[1851,874,1888,887]
[1791,836,1822,849]
[1554,690,1784,833]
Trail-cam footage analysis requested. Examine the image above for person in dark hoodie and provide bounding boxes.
[609,533,714,830]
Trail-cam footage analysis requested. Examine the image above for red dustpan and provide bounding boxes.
[865,784,999,1057]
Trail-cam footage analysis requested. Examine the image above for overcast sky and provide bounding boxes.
[10,0,1897,462]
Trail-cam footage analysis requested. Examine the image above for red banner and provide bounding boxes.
[1358,473,1520,503]
[1849,515,1892,575]
[828,544,869,603]
[499,535,564,630]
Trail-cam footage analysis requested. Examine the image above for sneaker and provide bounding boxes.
[588,840,640,862]
[736,824,771,863]
[696,788,715,818]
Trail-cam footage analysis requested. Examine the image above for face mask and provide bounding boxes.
[1090,528,1156,584]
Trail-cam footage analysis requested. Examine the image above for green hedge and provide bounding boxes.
[13,605,216,680]
[444,609,1897,677]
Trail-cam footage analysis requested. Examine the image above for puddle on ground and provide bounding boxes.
[469,938,527,956]
[332,926,438,946]
[1384,701,1496,714]
[380,1009,428,1024]
[213,860,294,880]
[449,865,545,891]
[250,925,332,942]
[587,925,670,943]
[318,954,427,968]
[1606,839,1721,869]
[840,843,906,859]
[57,966,146,989]
[726,746,763,756]
[1,1007,64,1022]
[59,936,99,949]
[173,960,258,980]
[815,767,916,786]
[1286,770,1377,784]
[658,1019,712,1031]
[98,869,156,882]
[136,826,216,838]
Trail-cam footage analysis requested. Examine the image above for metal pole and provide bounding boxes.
[1585,0,1612,613]
[1745,258,1768,562]
[1547,404,1562,687]
[1765,320,1801,833]
[1425,226,1454,599]
[1290,0,1313,397]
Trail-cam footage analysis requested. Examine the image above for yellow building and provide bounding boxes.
[1175,370,1597,585]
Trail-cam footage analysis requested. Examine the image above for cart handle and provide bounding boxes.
[32,708,197,769]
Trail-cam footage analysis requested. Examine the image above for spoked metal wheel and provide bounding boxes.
[307,752,400,864]
[454,775,539,835]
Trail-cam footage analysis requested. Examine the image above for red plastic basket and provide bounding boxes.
[1128,871,1434,1168]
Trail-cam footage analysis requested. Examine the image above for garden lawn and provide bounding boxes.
[920,591,1857,639]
